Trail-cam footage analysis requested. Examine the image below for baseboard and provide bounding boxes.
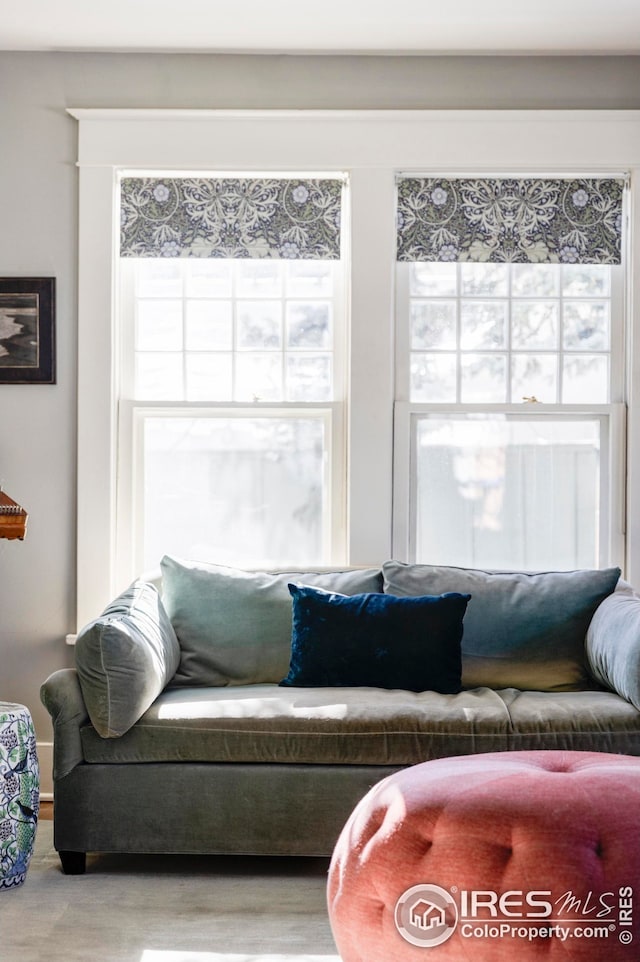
[37,741,53,799]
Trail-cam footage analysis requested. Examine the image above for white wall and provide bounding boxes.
[1,51,639,789]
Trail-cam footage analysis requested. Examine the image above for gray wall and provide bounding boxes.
[1,52,639,748]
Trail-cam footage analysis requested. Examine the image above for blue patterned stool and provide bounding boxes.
[0,702,39,889]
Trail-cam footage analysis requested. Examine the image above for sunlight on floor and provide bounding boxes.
[140,953,341,962]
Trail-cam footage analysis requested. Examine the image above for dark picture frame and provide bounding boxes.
[0,277,56,384]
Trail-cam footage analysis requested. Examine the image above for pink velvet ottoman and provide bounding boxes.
[328,751,640,961]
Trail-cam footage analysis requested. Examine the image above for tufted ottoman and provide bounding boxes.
[328,751,640,961]
[0,702,39,890]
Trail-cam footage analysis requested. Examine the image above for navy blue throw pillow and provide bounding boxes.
[279,584,471,693]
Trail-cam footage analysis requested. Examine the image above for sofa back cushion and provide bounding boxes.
[383,561,621,692]
[75,581,181,738]
[161,555,384,687]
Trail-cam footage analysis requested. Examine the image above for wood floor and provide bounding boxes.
[39,800,53,820]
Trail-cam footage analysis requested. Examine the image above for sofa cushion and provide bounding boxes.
[75,581,181,738]
[161,556,383,687]
[586,584,640,711]
[383,561,621,692]
[280,585,470,692]
[78,684,640,766]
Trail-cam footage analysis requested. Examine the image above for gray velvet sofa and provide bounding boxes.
[41,556,640,874]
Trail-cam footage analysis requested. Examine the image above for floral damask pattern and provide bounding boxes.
[0,703,39,889]
[120,177,343,259]
[396,178,624,264]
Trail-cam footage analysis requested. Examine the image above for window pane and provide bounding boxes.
[511,355,558,403]
[135,353,184,400]
[185,260,232,297]
[237,261,283,297]
[410,353,457,402]
[511,264,560,298]
[410,262,457,297]
[460,263,508,297]
[286,261,333,297]
[562,355,608,403]
[511,302,558,349]
[563,302,609,351]
[460,301,507,349]
[460,354,507,402]
[136,259,182,298]
[185,300,233,350]
[185,354,232,401]
[286,302,331,349]
[410,301,456,350]
[415,416,601,570]
[562,265,610,297]
[142,417,326,569]
[286,355,331,401]
[136,300,183,351]
[235,353,282,401]
[237,301,282,350]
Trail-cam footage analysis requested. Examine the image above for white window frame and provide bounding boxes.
[71,108,640,628]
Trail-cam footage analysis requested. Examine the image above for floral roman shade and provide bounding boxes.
[120,177,344,259]
[396,177,624,264]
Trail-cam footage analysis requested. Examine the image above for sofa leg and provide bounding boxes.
[59,850,86,875]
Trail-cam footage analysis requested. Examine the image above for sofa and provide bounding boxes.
[41,555,640,874]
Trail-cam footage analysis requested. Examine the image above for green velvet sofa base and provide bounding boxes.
[52,761,401,859]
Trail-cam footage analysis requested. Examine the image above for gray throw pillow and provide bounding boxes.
[75,581,181,738]
[161,555,384,686]
[383,561,621,692]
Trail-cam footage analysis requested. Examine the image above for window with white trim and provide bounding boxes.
[71,110,640,624]
[394,176,626,571]
[115,174,347,580]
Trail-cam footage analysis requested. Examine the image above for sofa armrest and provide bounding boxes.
[40,669,89,780]
[585,584,640,710]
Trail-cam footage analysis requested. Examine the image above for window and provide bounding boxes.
[115,175,347,582]
[394,176,626,571]
[72,110,640,624]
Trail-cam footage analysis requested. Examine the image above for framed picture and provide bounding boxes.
[0,277,56,384]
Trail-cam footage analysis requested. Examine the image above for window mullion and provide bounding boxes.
[394,263,411,403]
[506,264,512,404]
[231,260,238,402]
[117,260,136,401]
[456,263,462,405]
[558,264,565,403]
[181,262,188,401]
[610,264,625,403]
